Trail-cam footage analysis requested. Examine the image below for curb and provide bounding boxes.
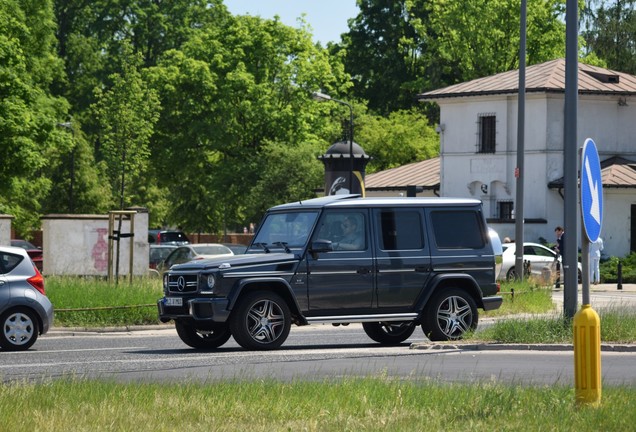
[48,324,174,335]
[409,342,636,352]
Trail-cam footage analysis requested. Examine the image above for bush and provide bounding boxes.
[600,253,636,283]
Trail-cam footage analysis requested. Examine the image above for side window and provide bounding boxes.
[0,251,23,274]
[377,210,424,250]
[478,114,496,153]
[313,211,366,251]
[430,210,485,249]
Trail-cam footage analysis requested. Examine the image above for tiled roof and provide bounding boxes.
[418,58,636,100]
[365,157,440,191]
[548,156,636,189]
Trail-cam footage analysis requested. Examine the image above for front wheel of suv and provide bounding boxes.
[175,320,232,349]
[362,321,416,345]
[421,288,478,341]
[230,291,291,350]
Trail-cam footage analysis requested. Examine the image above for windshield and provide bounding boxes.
[252,211,319,249]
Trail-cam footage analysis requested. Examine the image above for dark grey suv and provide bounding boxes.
[158,195,503,350]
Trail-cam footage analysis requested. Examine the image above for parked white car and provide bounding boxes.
[499,242,582,282]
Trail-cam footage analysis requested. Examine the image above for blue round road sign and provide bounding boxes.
[581,138,603,242]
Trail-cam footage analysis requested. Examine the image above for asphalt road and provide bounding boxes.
[2,323,635,386]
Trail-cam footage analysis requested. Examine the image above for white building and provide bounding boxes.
[410,59,636,257]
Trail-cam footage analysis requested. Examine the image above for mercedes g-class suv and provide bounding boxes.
[158,195,503,350]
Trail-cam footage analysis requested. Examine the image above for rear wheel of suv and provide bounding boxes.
[421,288,478,341]
[0,308,39,351]
[362,321,416,345]
[230,291,291,350]
[175,320,232,349]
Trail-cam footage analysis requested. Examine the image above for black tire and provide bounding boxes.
[362,321,416,345]
[0,308,39,351]
[229,291,291,350]
[506,267,517,281]
[421,288,478,342]
[175,320,231,349]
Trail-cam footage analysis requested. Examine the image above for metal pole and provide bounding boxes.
[564,0,579,319]
[514,0,527,281]
[348,103,354,193]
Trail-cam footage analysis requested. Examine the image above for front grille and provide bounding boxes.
[167,274,199,293]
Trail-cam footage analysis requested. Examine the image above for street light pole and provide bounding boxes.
[312,91,354,193]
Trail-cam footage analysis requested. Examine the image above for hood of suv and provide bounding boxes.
[170,252,299,272]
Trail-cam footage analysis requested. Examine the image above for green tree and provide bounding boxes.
[91,43,160,210]
[582,0,636,74]
[338,0,567,116]
[423,0,566,84]
[0,0,70,234]
[147,14,349,232]
[336,0,427,114]
[357,110,439,173]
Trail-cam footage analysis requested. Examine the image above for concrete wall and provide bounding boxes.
[41,209,149,276]
[0,215,12,246]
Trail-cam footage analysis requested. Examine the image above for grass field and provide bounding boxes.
[1,378,635,431]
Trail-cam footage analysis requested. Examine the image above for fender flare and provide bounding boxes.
[227,277,303,317]
[415,273,485,313]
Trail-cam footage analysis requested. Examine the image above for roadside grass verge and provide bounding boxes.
[1,378,635,431]
[484,280,555,316]
[46,276,162,327]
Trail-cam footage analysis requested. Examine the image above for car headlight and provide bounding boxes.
[163,273,169,292]
[206,274,216,290]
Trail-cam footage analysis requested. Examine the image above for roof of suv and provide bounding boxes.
[270,195,482,210]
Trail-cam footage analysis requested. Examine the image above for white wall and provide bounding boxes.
[41,210,149,276]
[0,215,12,246]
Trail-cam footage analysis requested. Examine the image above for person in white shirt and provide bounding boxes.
[589,236,604,284]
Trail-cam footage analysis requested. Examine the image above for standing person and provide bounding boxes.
[554,226,565,257]
[589,236,604,284]
[554,226,565,287]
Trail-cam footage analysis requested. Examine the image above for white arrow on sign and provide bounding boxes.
[585,155,601,224]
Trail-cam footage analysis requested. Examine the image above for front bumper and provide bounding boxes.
[157,297,231,322]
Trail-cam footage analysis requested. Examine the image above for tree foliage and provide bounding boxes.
[2,0,635,237]
[581,0,636,74]
[0,0,70,233]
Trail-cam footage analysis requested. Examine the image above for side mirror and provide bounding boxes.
[309,240,333,258]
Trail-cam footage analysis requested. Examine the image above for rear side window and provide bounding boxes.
[430,210,485,249]
[0,252,23,274]
[377,210,424,250]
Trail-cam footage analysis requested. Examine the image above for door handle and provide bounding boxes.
[357,267,370,275]
[415,265,431,273]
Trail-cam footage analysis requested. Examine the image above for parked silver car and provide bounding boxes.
[0,246,54,351]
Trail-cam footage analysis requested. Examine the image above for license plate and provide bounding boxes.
[165,297,183,307]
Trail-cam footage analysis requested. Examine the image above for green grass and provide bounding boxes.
[1,378,634,431]
[484,280,555,316]
[46,276,162,327]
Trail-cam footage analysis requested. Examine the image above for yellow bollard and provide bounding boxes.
[573,304,602,405]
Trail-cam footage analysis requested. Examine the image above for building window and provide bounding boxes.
[478,114,496,153]
[498,200,514,220]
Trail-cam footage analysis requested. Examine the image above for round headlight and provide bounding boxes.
[163,274,169,291]
[206,274,216,290]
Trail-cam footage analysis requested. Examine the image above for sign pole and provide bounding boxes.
[574,138,603,406]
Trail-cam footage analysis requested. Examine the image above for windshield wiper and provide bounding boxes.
[252,242,270,253]
[272,242,291,253]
